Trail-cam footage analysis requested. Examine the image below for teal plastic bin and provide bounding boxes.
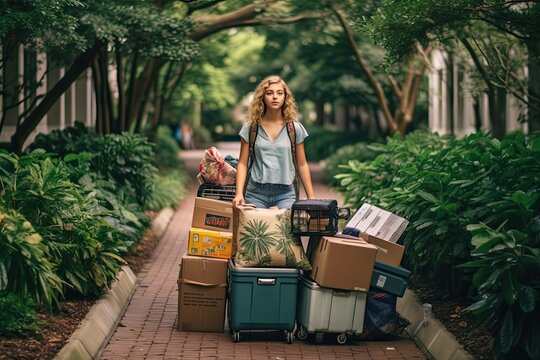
[370,261,411,297]
[227,260,299,343]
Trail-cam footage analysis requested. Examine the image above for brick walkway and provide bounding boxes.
[100,143,426,360]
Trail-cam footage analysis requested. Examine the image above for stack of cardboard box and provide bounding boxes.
[344,203,411,297]
[295,203,411,341]
[177,197,234,332]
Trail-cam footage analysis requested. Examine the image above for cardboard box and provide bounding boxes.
[192,197,233,232]
[361,233,405,267]
[188,227,233,259]
[346,203,409,243]
[177,254,227,332]
[308,236,377,291]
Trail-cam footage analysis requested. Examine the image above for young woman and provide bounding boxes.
[232,75,315,209]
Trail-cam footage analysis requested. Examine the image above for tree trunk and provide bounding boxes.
[99,49,114,134]
[473,96,482,131]
[134,60,162,133]
[526,39,540,132]
[125,52,139,131]
[333,7,398,134]
[116,47,127,132]
[10,42,103,153]
[344,105,351,131]
[315,101,325,126]
[491,87,507,138]
[91,58,104,134]
[149,69,163,143]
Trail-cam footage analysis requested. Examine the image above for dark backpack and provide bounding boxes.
[246,121,299,198]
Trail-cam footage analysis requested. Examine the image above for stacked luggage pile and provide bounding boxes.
[178,148,412,344]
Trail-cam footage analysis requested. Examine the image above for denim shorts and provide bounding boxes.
[245,179,296,209]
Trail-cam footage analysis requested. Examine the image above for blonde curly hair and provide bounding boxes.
[246,75,298,124]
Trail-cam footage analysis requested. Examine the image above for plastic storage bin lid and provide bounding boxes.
[228,259,300,275]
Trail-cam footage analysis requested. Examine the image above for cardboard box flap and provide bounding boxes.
[360,233,404,267]
[180,279,227,287]
[179,254,228,284]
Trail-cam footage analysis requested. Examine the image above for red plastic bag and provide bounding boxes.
[199,147,236,185]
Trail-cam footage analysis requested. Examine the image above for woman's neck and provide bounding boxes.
[262,109,283,123]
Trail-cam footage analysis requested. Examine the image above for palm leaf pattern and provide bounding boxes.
[237,208,311,270]
[238,218,278,261]
[274,210,295,265]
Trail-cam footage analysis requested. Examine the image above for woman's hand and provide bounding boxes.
[232,194,245,208]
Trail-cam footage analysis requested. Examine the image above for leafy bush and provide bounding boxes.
[192,125,213,150]
[334,130,540,359]
[0,200,62,310]
[91,133,156,207]
[0,293,41,337]
[152,125,183,169]
[460,223,540,359]
[29,121,95,155]
[30,124,157,208]
[323,142,378,187]
[0,150,127,300]
[304,125,370,162]
[147,169,191,211]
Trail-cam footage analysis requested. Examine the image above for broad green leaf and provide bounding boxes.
[0,262,7,290]
[518,286,536,313]
[529,137,540,152]
[471,233,498,250]
[416,190,438,204]
[497,309,514,354]
[500,271,517,304]
[511,190,530,207]
[102,251,127,264]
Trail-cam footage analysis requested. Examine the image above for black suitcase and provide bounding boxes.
[291,199,351,236]
[197,182,236,202]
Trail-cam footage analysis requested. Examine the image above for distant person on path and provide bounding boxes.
[232,75,315,209]
[180,121,195,150]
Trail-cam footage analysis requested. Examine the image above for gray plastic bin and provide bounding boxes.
[296,274,367,344]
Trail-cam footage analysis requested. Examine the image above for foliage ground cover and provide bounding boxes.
[329,130,540,359]
[0,124,188,352]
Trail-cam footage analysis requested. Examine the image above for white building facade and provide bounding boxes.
[428,49,527,138]
[1,45,96,148]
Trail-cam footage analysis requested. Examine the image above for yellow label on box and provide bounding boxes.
[188,227,233,259]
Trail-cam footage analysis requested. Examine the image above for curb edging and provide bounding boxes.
[397,289,475,360]
[54,207,175,360]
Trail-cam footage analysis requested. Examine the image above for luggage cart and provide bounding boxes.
[197,183,236,201]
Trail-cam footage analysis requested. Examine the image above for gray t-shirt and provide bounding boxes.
[239,121,308,185]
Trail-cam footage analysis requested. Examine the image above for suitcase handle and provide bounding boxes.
[257,278,276,285]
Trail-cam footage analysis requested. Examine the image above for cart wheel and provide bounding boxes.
[296,326,308,340]
[336,333,348,345]
[232,331,240,343]
[286,331,294,344]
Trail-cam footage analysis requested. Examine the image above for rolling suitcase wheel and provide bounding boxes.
[336,333,348,345]
[286,331,294,344]
[296,326,308,340]
[232,331,240,343]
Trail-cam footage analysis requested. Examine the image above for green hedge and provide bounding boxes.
[334,130,540,359]
[0,124,189,319]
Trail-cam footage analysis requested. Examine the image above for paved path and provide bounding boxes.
[100,143,426,360]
